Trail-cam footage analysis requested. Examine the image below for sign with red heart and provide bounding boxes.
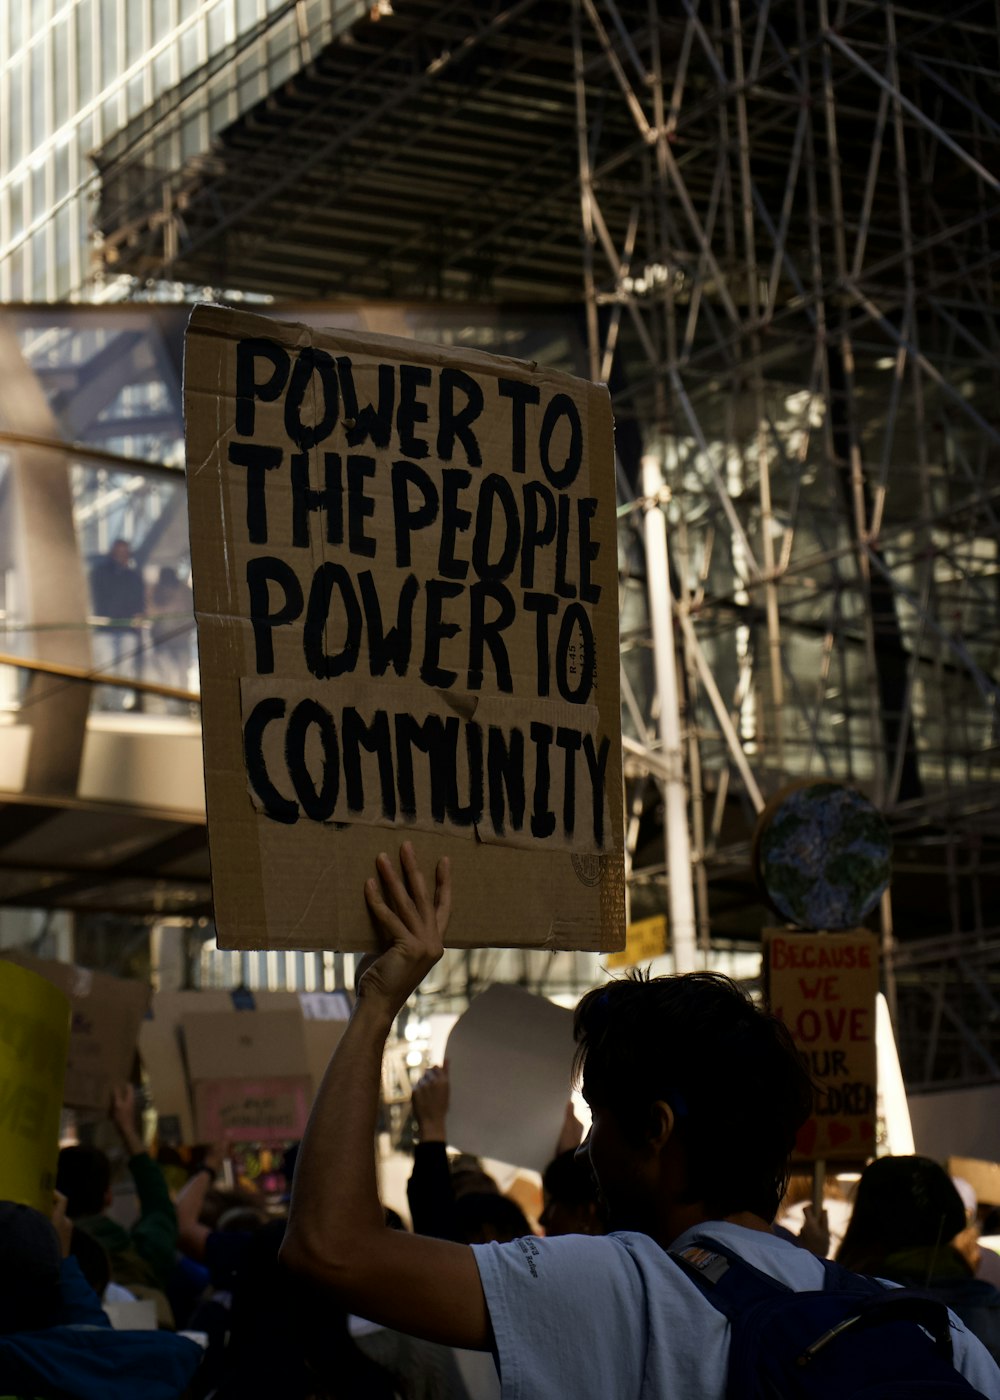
[763,928,879,1162]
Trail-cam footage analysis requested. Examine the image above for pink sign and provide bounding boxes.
[193,1075,311,1143]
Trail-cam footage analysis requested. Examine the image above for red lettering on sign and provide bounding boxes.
[793,1007,869,1043]
[798,975,840,1001]
[772,938,869,972]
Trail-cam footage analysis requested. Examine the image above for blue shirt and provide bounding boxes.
[472,1221,1000,1400]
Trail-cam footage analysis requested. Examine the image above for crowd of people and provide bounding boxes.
[2,845,1000,1397]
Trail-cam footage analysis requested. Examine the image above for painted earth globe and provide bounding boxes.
[755,782,891,931]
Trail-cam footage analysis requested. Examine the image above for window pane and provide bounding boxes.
[30,227,48,298]
[179,23,201,75]
[53,142,70,201]
[127,72,145,118]
[53,18,70,128]
[77,0,96,106]
[8,4,25,55]
[30,39,48,148]
[152,0,172,44]
[207,0,231,53]
[9,179,24,238]
[125,1,145,65]
[9,248,25,299]
[32,165,47,222]
[54,205,72,293]
[9,63,24,163]
[100,0,118,89]
[101,93,121,142]
[153,46,173,96]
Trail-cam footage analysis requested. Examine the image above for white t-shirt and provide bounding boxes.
[472,1221,1000,1400]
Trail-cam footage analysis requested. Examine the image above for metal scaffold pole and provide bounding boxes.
[641,453,698,974]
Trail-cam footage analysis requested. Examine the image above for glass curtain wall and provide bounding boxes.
[0,0,357,302]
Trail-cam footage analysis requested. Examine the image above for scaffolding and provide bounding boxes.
[568,0,1000,1089]
[87,0,1000,1086]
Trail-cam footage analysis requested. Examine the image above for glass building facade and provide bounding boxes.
[0,0,360,302]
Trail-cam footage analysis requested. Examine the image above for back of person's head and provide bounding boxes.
[574,971,814,1223]
[454,1192,532,1245]
[0,1201,63,1333]
[56,1145,112,1218]
[217,1205,270,1235]
[837,1155,968,1275]
[540,1149,607,1237]
[449,1153,499,1199]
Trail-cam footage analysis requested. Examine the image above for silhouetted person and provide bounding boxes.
[838,1155,1000,1363]
[90,538,145,702]
[282,844,1000,1400]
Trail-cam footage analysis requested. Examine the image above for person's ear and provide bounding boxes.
[648,1100,676,1152]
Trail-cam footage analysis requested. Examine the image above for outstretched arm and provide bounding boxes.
[281,842,491,1350]
[174,1148,223,1262]
[407,1064,461,1241]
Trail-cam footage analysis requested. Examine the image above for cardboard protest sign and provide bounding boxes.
[4,951,148,1112]
[182,1008,312,1081]
[763,929,879,1161]
[605,914,667,970]
[192,1077,312,1144]
[184,305,625,952]
[142,990,349,1142]
[0,961,70,1213]
[445,984,575,1173]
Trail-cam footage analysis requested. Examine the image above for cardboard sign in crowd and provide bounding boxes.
[140,989,351,1144]
[0,961,70,1213]
[764,929,879,1161]
[3,951,148,1113]
[184,307,625,951]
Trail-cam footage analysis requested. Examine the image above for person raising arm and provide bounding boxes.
[280,841,492,1350]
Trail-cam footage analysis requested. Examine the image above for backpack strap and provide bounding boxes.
[671,1238,957,1366]
[817,1257,885,1296]
[668,1236,794,1323]
[819,1258,955,1362]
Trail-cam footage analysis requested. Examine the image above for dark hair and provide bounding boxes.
[57,1145,112,1218]
[453,1192,532,1244]
[542,1149,602,1212]
[0,1202,63,1333]
[837,1156,968,1275]
[574,971,814,1221]
[217,1206,269,1235]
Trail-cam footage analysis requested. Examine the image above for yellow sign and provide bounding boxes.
[0,960,71,1213]
[605,915,668,969]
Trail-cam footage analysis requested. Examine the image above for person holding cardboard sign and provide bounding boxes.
[283,846,1000,1399]
[58,1084,178,1303]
